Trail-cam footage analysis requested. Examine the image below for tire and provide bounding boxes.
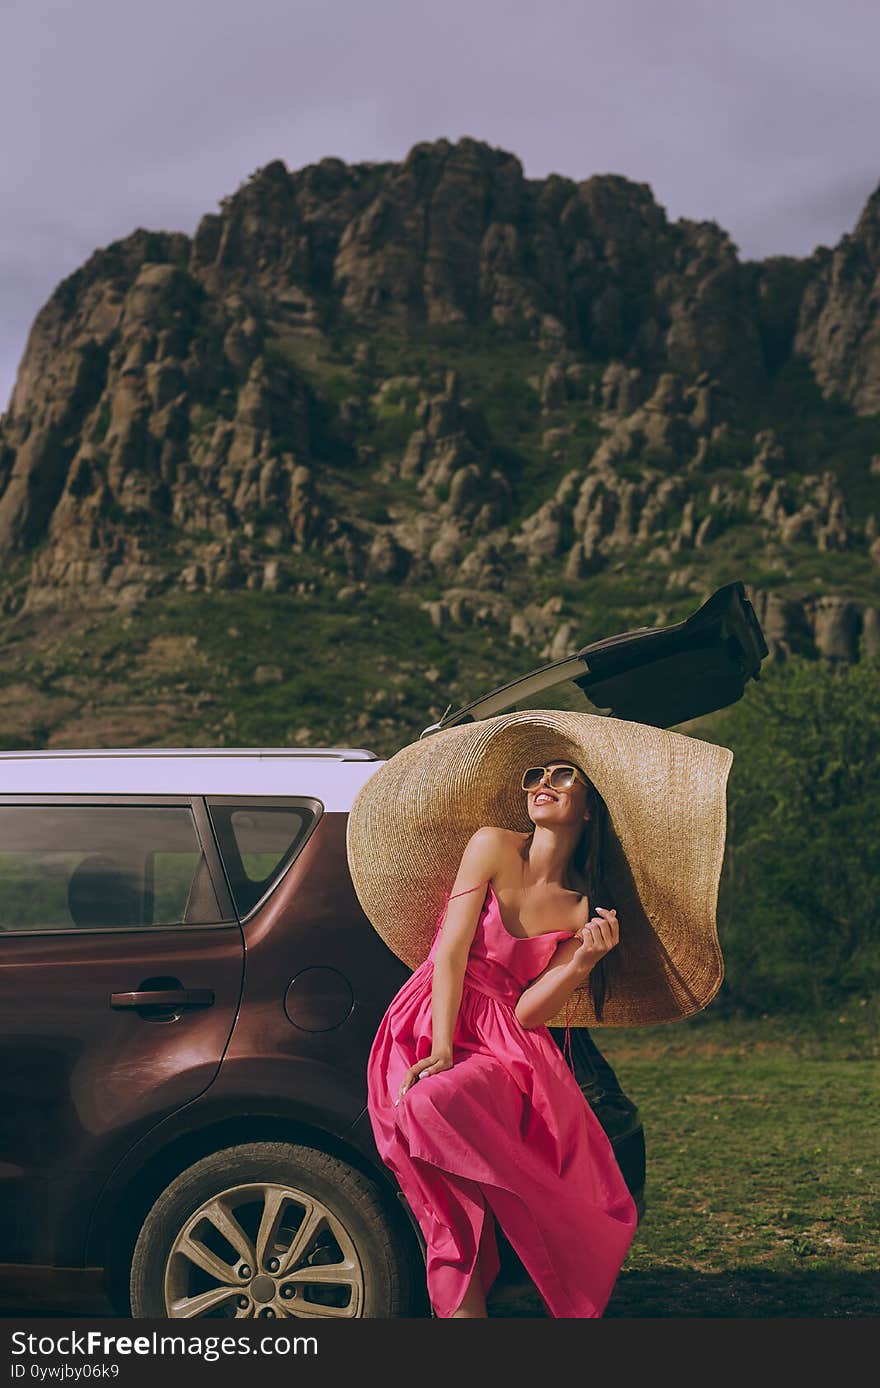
[129,1141,420,1319]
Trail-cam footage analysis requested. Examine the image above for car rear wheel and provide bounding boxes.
[129,1141,419,1319]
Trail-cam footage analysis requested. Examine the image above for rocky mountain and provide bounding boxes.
[0,136,878,750]
[794,184,880,415]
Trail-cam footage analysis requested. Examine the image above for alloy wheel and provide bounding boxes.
[163,1181,364,1318]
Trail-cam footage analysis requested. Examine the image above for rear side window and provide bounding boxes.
[0,805,220,932]
[206,801,316,917]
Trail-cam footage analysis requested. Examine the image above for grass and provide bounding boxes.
[490,1010,879,1317]
[0,585,483,754]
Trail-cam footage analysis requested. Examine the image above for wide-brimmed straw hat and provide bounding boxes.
[346,709,734,1027]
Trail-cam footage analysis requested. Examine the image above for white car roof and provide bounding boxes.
[0,747,384,812]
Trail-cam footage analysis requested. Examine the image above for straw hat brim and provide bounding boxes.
[346,710,734,1026]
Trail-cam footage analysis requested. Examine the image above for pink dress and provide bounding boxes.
[366,879,638,1318]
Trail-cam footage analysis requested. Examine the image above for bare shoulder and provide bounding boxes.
[453,825,511,886]
[467,826,529,878]
[473,825,523,847]
[470,826,526,861]
[461,825,508,862]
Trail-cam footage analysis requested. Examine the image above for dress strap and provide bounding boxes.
[434,880,490,931]
[448,880,490,901]
[562,995,574,1069]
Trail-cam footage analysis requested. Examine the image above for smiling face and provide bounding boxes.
[525,760,592,829]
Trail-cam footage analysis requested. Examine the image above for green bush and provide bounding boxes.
[711,654,880,1014]
[373,396,417,454]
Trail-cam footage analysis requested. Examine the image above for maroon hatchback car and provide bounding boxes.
[0,582,765,1317]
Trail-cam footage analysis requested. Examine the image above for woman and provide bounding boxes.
[365,758,639,1319]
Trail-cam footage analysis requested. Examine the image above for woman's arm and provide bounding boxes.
[396,826,502,1101]
[429,827,500,1051]
[514,907,619,1029]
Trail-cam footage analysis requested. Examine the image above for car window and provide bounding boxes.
[0,805,220,932]
[206,802,314,918]
[506,676,612,717]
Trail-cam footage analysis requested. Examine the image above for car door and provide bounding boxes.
[420,579,768,736]
[0,795,244,1266]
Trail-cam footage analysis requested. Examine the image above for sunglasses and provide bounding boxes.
[521,765,590,793]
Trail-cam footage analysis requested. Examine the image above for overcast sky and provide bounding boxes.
[3,0,879,413]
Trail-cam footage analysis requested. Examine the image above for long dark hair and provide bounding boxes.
[527,759,614,1021]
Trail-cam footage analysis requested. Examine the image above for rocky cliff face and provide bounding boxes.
[794,185,880,414]
[0,137,878,673]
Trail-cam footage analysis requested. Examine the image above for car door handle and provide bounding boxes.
[110,988,215,1009]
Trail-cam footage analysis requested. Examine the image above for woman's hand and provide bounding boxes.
[570,906,619,979]
[395,1049,453,1104]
